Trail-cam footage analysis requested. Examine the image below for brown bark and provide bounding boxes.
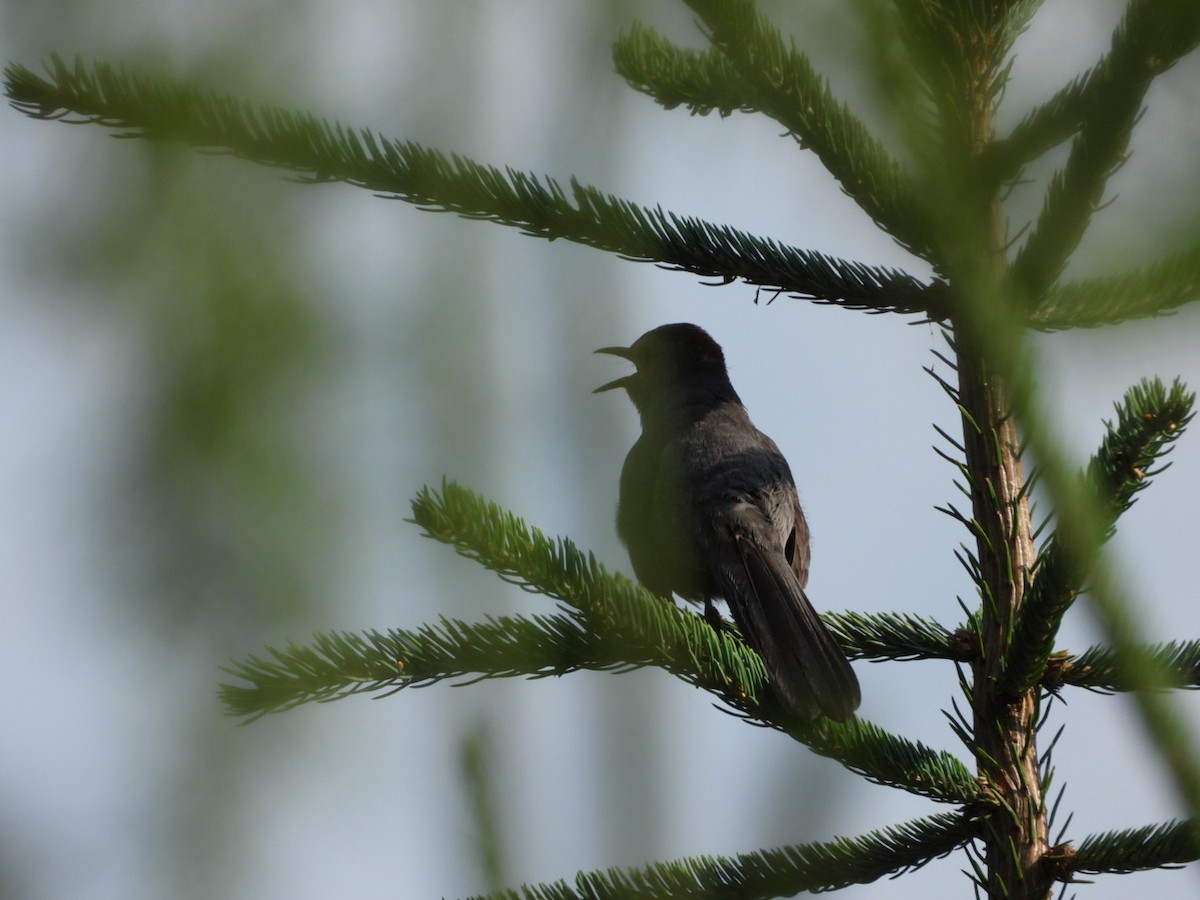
[958,356,1050,898]
[950,10,1052,892]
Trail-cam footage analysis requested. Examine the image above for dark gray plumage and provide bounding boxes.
[595,323,860,721]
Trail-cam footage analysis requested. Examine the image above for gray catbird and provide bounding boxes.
[595,323,860,721]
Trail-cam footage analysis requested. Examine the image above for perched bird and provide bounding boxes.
[595,323,860,721]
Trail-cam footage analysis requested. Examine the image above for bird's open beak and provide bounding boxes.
[593,345,635,393]
[595,345,634,360]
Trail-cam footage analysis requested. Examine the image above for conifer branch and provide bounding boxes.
[222,481,979,801]
[680,0,935,262]
[1052,640,1200,692]
[472,812,972,900]
[986,64,1101,184]
[1030,242,1200,329]
[1001,378,1194,696]
[3,55,943,318]
[822,610,963,662]
[407,481,768,696]
[1070,818,1200,875]
[800,716,976,804]
[613,23,754,118]
[219,614,638,720]
[411,481,978,803]
[1011,0,1200,300]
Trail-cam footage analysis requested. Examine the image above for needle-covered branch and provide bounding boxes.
[223,481,976,801]
[1012,0,1200,300]
[680,0,934,262]
[408,482,769,698]
[220,613,644,720]
[613,23,756,118]
[1051,639,1200,692]
[822,610,964,662]
[412,481,978,804]
[986,63,1102,185]
[472,812,972,900]
[1070,819,1200,875]
[219,491,770,721]
[4,56,943,318]
[1031,241,1200,329]
[1001,378,1194,696]
[799,715,976,804]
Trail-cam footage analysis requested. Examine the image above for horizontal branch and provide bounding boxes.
[412,481,978,803]
[475,812,971,900]
[4,56,945,318]
[801,715,977,804]
[823,610,964,662]
[1050,640,1200,692]
[220,613,645,719]
[221,480,977,801]
[1030,243,1200,329]
[1069,818,1199,875]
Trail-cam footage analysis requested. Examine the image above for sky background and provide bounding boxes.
[4,1,1200,898]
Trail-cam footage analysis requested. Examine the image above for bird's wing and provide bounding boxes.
[716,524,860,721]
[785,496,811,588]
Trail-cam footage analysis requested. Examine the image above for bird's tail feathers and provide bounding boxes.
[721,534,861,722]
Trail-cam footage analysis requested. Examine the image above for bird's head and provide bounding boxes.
[594,323,738,422]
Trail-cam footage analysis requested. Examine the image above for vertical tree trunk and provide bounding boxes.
[942,10,1054,893]
[957,354,1049,897]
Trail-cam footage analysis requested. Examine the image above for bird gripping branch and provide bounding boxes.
[595,323,860,722]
